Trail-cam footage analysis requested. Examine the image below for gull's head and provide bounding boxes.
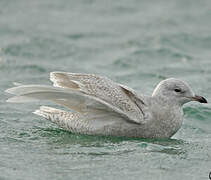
[152,78,207,106]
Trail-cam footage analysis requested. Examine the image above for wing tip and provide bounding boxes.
[50,71,82,89]
[50,71,67,85]
[5,87,15,94]
[33,109,41,116]
[33,108,49,119]
[33,106,64,119]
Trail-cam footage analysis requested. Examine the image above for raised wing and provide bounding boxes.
[50,72,146,124]
[6,85,136,121]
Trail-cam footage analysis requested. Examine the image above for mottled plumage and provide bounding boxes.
[5,72,207,138]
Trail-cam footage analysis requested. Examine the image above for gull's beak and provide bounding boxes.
[191,95,208,103]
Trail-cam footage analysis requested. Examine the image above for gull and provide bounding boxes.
[5,72,207,138]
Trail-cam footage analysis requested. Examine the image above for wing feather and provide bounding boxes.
[50,72,146,124]
[5,85,139,124]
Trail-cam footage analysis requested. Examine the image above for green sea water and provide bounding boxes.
[0,0,211,179]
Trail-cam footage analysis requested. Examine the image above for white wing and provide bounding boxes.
[6,72,148,125]
[6,84,142,124]
[50,72,146,124]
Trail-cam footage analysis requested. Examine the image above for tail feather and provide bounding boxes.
[33,106,122,134]
[33,106,82,131]
[33,106,61,119]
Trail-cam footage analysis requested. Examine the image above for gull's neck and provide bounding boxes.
[151,94,182,107]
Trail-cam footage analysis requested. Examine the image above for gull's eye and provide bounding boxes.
[174,88,181,93]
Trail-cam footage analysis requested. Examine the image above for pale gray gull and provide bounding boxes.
[5,72,207,138]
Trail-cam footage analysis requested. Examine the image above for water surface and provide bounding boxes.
[0,0,211,179]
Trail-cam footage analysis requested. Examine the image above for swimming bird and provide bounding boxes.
[5,72,207,138]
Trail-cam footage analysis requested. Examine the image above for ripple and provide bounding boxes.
[19,64,46,73]
[184,106,211,122]
[3,37,76,59]
[132,47,193,61]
